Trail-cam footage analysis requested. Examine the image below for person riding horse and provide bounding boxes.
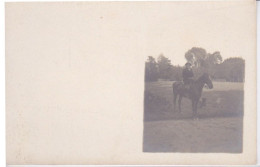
[182,62,194,90]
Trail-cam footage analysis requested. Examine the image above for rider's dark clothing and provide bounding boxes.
[182,68,194,84]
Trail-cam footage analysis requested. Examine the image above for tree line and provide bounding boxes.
[145,47,245,82]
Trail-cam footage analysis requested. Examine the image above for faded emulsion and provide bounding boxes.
[143,48,244,153]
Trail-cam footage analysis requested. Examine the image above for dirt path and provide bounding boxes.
[143,117,243,153]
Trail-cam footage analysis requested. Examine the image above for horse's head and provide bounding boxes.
[201,73,213,89]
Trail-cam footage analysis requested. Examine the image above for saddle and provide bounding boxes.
[180,81,191,91]
[182,78,194,89]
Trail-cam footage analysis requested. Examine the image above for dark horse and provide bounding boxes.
[172,73,213,118]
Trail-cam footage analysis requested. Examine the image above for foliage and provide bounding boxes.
[169,66,182,81]
[185,47,223,68]
[145,48,245,82]
[214,57,245,82]
[145,56,159,82]
[185,47,208,67]
[157,54,173,80]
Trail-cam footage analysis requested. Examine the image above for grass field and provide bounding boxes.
[143,81,243,153]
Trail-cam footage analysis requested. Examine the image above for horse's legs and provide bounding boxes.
[173,93,177,112]
[192,99,199,118]
[178,95,182,113]
[192,100,195,117]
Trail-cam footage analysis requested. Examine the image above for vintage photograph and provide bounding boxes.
[6,1,256,165]
[143,48,244,153]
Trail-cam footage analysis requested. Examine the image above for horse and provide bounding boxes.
[172,73,213,118]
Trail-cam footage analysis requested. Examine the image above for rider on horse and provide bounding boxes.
[182,62,194,89]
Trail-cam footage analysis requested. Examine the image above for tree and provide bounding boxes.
[157,54,173,80]
[205,51,223,75]
[169,65,182,81]
[185,47,223,69]
[144,51,244,83]
[222,57,245,82]
[185,47,207,67]
[213,57,244,82]
[145,56,159,82]
[207,51,222,65]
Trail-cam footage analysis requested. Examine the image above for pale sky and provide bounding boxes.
[139,2,255,65]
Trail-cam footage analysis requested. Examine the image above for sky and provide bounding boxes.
[138,2,255,65]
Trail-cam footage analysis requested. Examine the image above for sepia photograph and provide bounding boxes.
[143,49,244,153]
